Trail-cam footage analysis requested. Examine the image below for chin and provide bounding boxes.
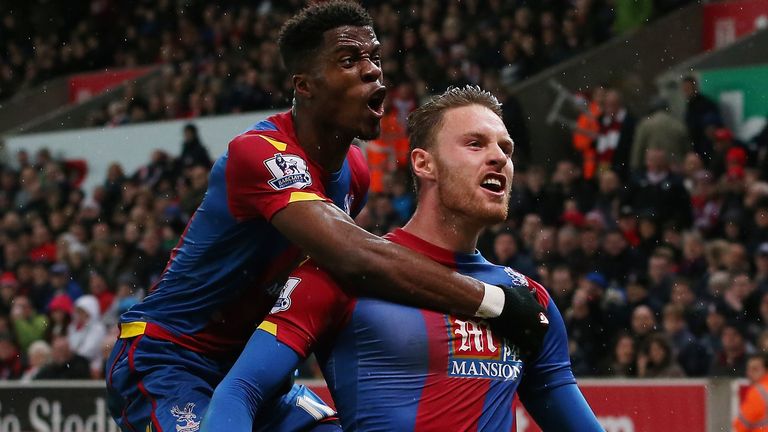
[357,127,381,141]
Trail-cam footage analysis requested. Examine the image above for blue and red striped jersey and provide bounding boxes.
[121,111,370,357]
[264,228,575,431]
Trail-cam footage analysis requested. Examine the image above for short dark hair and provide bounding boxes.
[278,1,373,74]
[407,85,503,191]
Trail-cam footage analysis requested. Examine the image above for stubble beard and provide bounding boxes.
[435,163,509,227]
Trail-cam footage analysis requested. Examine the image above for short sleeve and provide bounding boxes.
[225,132,331,221]
[260,260,353,358]
[518,279,576,396]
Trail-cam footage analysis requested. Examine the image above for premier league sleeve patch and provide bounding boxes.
[264,153,312,190]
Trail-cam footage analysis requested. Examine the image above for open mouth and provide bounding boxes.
[480,174,506,194]
[367,87,386,117]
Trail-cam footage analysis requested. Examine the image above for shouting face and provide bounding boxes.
[308,25,386,140]
[429,104,514,225]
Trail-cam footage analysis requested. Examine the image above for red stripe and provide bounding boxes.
[526,277,552,308]
[127,335,163,432]
[107,338,127,389]
[137,380,163,432]
[413,311,488,431]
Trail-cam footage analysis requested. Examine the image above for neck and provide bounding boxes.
[292,107,350,172]
[402,194,483,254]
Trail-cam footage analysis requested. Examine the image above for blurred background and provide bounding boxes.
[1,0,768,430]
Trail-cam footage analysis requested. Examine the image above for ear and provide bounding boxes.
[293,73,312,99]
[411,148,436,184]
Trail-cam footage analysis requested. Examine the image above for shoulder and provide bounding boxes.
[499,265,552,308]
[229,130,299,156]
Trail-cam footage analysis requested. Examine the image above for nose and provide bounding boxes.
[487,142,508,168]
[361,58,382,83]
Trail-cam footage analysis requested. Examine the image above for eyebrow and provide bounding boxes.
[333,42,381,54]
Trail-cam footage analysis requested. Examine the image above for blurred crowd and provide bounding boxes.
[1,0,691,125]
[3,70,768,382]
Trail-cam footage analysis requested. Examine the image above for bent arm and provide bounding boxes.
[202,330,302,432]
[521,384,602,432]
[272,200,486,316]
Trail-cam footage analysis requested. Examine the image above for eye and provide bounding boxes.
[340,57,355,68]
[371,54,382,65]
[468,141,482,149]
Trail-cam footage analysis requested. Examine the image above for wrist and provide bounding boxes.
[476,283,505,318]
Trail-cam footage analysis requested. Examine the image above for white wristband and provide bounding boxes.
[476,283,505,318]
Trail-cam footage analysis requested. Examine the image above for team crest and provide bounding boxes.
[264,153,312,190]
[170,403,200,432]
[504,267,529,288]
[271,277,301,314]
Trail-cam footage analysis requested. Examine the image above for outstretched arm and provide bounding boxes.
[517,284,601,431]
[272,200,498,317]
[202,330,302,431]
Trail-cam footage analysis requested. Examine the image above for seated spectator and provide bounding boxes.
[49,262,83,301]
[637,333,685,378]
[44,293,73,342]
[710,321,752,377]
[663,303,710,376]
[631,304,658,349]
[67,295,107,378]
[35,335,90,380]
[492,230,537,278]
[20,340,52,382]
[10,295,47,353]
[600,331,637,377]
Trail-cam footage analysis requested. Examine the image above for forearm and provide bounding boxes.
[273,201,486,316]
[323,232,485,316]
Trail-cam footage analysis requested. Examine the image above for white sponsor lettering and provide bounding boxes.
[28,397,117,432]
[515,409,635,432]
[454,319,497,353]
[599,416,635,432]
[0,402,21,432]
[450,360,521,381]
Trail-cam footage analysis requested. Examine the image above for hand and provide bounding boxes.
[487,284,549,360]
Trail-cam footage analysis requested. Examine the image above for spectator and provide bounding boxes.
[710,322,752,377]
[596,88,636,180]
[681,75,722,163]
[20,340,51,382]
[67,295,107,377]
[630,97,690,173]
[492,230,537,278]
[10,295,47,353]
[35,335,90,380]
[601,332,637,377]
[637,333,685,378]
[631,304,658,348]
[625,147,692,230]
[663,303,710,376]
[45,293,73,342]
[733,353,768,432]
[177,124,212,172]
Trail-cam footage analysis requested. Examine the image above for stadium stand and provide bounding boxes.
[2,0,766,399]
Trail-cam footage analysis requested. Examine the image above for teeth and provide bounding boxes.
[483,178,502,187]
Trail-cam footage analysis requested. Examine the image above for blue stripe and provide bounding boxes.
[326,300,427,431]
[325,158,352,214]
[246,119,278,132]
